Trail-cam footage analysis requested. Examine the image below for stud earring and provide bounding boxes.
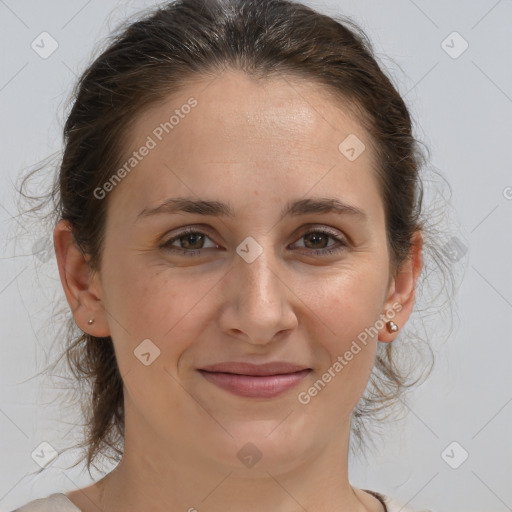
[386,321,399,333]
[88,318,94,325]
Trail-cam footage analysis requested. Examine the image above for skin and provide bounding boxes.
[54,68,422,512]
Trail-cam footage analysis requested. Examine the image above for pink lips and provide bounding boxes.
[198,362,311,398]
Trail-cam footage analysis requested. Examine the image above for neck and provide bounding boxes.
[97,404,382,512]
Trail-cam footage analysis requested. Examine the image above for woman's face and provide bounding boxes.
[75,69,417,473]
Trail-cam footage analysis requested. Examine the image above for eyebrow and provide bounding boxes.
[136,197,368,222]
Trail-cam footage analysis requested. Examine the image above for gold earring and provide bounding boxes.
[386,321,399,333]
[88,318,94,325]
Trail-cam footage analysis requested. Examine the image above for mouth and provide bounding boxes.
[197,362,312,398]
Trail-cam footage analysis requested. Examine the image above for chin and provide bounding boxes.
[203,421,317,475]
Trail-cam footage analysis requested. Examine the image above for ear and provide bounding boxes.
[378,230,423,342]
[53,219,111,337]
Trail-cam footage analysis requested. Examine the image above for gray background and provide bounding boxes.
[1,1,511,511]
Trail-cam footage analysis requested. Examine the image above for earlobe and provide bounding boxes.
[53,219,111,337]
[378,230,423,343]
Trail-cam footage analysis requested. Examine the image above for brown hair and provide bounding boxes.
[19,0,456,475]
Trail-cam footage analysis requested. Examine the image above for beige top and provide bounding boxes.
[12,490,436,511]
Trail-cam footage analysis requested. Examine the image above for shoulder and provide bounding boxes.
[10,493,81,512]
[12,489,438,512]
[364,489,437,512]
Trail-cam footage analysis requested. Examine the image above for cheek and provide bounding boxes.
[297,261,388,406]
[306,257,389,340]
[101,253,221,364]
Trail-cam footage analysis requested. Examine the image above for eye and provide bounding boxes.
[290,228,348,256]
[160,226,347,256]
[160,227,219,256]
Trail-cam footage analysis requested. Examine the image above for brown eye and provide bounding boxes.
[303,232,331,249]
[291,229,347,256]
[161,228,218,255]
[173,232,205,250]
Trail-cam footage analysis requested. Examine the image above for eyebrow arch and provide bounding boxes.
[136,197,367,222]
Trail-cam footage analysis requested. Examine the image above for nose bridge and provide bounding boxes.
[236,235,279,306]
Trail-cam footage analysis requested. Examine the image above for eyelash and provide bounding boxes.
[159,226,348,257]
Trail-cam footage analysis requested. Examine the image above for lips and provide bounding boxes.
[197,362,312,398]
[199,361,309,376]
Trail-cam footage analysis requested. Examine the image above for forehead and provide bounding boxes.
[108,68,382,222]
[129,68,369,155]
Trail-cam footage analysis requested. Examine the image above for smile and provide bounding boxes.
[197,368,312,398]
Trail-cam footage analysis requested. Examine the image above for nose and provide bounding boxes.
[217,238,298,346]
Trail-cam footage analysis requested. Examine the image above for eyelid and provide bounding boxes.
[294,224,344,239]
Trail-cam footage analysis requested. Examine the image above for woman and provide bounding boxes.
[13,0,445,510]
